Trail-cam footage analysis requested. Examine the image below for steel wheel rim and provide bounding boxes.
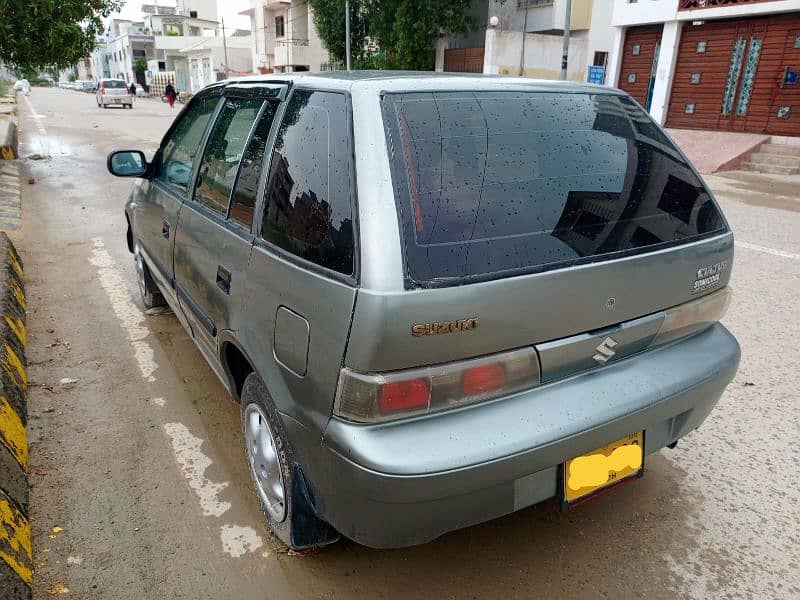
[134,249,147,300]
[244,404,286,522]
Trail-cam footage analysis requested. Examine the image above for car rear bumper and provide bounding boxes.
[311,323,739,548]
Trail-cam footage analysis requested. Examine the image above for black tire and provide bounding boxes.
[240,373,339,550]
[134,246,165,309]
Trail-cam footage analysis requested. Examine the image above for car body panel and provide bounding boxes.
[119,72,741,549]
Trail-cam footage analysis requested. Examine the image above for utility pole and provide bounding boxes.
[221,17,230,78]
[345,0,352,71]
[519,0,530,76]
[560,0,572,80]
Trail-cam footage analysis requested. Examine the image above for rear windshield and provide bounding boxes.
[383,91,726,288]
[103,80,127,88]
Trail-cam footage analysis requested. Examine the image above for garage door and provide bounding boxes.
[666,14,800,136]
[444,47,485,73]
[617,25,664,109]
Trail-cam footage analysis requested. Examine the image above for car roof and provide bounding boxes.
[223,71,620,96]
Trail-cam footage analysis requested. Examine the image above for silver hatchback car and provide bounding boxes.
[108,72,740,550]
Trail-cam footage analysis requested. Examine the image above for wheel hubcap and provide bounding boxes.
[134,249,147,299]
[244,404,286,522]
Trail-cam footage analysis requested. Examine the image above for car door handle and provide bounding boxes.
[216,265,231,295]
[162,219,171,240]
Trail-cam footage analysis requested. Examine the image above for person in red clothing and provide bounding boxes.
[164,80,177,108]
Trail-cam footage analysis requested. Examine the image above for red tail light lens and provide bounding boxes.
[100,85,105,95]
[334,347,540,423]
[462,364,505,395]
[379,379,430,414]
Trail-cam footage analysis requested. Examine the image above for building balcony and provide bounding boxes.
[678,0,778,9]
[274,38,311,66]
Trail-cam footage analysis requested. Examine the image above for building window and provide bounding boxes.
[275,15,285,38]
[593,52,608,67]
[794,35,800,49]
[685,103,695,114]
[777,106,790,119]
[518,0,553,6]
[631,44,641,56]
[696,41,707,53]
[690,73,701,84]
[627,73,636,84]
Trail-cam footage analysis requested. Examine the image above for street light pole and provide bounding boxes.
[519,0,530,76]
[221,18,230,78]
[345,0,352,71]
[560,0,572,80]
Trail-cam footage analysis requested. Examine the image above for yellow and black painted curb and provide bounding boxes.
[0,232,30,600]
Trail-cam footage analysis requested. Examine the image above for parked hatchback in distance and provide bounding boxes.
[108,72,740,550]
[96,78,132,109]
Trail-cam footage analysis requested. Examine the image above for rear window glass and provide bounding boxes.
[103,80,127,88]
[383,91,726,288]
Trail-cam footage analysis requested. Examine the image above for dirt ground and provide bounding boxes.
[12,87,800,599]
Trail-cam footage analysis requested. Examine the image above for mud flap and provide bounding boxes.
[289,463,340,550]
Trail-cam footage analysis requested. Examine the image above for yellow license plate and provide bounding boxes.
[562,432,644,506]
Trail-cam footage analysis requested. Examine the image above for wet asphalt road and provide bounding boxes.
[13,87,800,599]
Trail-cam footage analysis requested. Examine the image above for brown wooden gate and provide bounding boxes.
[666,14,800,136]
[617,25,664,109]
[444,47,485,73]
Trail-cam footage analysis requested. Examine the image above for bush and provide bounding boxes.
[0,78,9,96]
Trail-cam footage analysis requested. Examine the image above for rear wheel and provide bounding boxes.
[134,245,165,309]
[240,373,339,550]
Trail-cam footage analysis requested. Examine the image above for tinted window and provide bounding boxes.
[384,91,725,287]
[229,102,278,229]
[194,97,264,215]
[261,90,354,276]
[157,95,219,192]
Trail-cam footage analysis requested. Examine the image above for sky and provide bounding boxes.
[108,0,251,32]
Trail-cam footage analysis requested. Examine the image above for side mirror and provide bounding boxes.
[107,150,148,178]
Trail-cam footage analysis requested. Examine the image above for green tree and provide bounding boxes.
[133,57,148,76]
[0,0,122,70]
[307,0,368,66]
[308,0,477,71]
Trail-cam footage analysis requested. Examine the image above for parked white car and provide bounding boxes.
[13,79,30,94]
[96,79,132,109]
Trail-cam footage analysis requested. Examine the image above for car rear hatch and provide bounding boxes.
[338,89,733,422]
[102,80,129,96]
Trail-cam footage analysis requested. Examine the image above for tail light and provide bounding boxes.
[334,347,540,423]
[651,286,731,347]
[100,84,105,95]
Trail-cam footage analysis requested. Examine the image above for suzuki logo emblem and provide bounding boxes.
[593,336,619,364]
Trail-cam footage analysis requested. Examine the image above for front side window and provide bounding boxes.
[157,95,220,192]
[194,97,264,216]
[384,91,725,287]
[261,90,355,276]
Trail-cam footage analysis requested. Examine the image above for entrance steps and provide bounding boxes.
[740,137,800,175]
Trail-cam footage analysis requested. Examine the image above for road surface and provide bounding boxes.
[13,87,800,599]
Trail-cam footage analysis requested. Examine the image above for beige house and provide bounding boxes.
[240,0,329,73]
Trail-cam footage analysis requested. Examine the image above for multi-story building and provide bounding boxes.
[608,0,800,136]
[183,35,254,93]
[241,0,329,73]
[94,1,222,91]
[442,0,614,83]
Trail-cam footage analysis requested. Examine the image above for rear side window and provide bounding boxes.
[157,95,219,192]
[383,91,726,287]
[261,90,355,276]
[194,97,264,215]
[229,102,278,229]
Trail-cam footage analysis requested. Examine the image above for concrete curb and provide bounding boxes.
[0,92,18,161]
[0,119,17,161]
[0,162,22,231]
[0,233,30,600]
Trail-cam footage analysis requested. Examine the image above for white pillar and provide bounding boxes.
[606,26,625,89]
[649,21,682,125]
[435,37,448,72]
[484,28,499,75]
